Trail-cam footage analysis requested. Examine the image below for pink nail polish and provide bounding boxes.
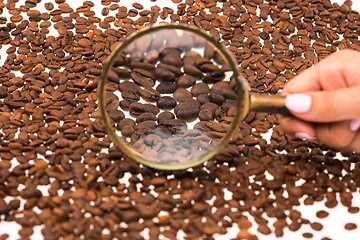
[285,94,312,114]
[350,118,360,131]
[294,132,313,140]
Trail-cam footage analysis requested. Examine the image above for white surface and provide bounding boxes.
[0,0,360,240]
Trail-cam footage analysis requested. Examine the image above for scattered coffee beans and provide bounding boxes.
[0,0,359,240]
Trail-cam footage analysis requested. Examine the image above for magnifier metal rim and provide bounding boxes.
[98,23,249,170]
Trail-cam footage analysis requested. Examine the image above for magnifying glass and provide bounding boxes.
[98,23,289,170]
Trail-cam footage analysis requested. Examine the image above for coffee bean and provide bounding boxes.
[78,38,91,47]
[139,87,161,102]
[157,96,177,110]
[107,109,125,122]
[117,118,136,131]
[174,99,200,122]
[156,81,177,94]
[157,62,183,76]
[119,81,140,93]
[161,53,183,67]
[129,102,159,117]
[191,82,210,97]
[130,71,154,88]
[136,112,157,123]
[173,88,192,102]
[310,222,323,231]
[198,109,214,121]
[121,125,135,137]
[157,112,175,125]
[197,93,210,104]
[177,75,196,88]
[209,91,226,105]
[303,232,313,238]
[154,67,176,82]
[344,223,357,230]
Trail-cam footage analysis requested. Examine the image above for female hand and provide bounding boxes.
[279,49,360,152]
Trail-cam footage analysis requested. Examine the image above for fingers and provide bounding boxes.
[278,116,315,139]
[314,121,358,149]
[279,49,360,153]
[283,49,360,95]
[284,85,360,123]
[279,117,360,152]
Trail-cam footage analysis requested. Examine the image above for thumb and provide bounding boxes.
[284,85,360,123]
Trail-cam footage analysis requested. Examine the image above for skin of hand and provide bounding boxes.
[279,49,360,153]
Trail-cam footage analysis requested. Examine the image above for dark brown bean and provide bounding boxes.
[156,81,177,94]
[129,102,159,117]
[177,75,196,88]
[345,223,357,230]
[157,96,177,110]
[191,82,210,97]
[173,88,193,103]
[174,99,200,122]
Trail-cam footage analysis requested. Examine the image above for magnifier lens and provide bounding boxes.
[103,26,241,168]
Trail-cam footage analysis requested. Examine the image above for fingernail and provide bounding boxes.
[294,132,313,140]
[285,94,312,113]
[350,118,360,131]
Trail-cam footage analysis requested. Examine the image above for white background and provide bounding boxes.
[0,0,360,239]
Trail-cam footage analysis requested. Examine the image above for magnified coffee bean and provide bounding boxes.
[174,99,200,122]
[157,96,177,110]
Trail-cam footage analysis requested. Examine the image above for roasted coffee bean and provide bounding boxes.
[129,102,159,117]
[202,71,226,83]
[174,99,200,122]
[157,111,175,125]
[117,118,136,130]
[197,93,210,104]
[113,67,131,79]
[191,82,210,97]
[136,112,157,123]
[108,109,125,122]
[159,47,182,59]
[154,67,176,82]
[119,99,131,111]
[105,91,120,110]
[195,57,219,72]
[200,102,219,113]
[161,53,183,67]
[119,81,140,93]
[211,81,237,99]
[184,63,203,77]
[302,232,313,239]
[198,109,214,121]
[121,90,140,102]
[208,91,225,105]
[121,125,135,137]
[172,89,193,106]
[139,87,161,102]
[157,62,183,76]
[344,223,357,230]
[129,60,156,71]
[156,96,177,110]
[156,81,177,94]
[130,71,154,88]
[177,75,196,88]
[316,210,329,219]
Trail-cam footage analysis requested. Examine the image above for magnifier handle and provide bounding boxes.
[250,94,291,116]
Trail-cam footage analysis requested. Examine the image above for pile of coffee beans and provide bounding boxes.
[0,0,359,239]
